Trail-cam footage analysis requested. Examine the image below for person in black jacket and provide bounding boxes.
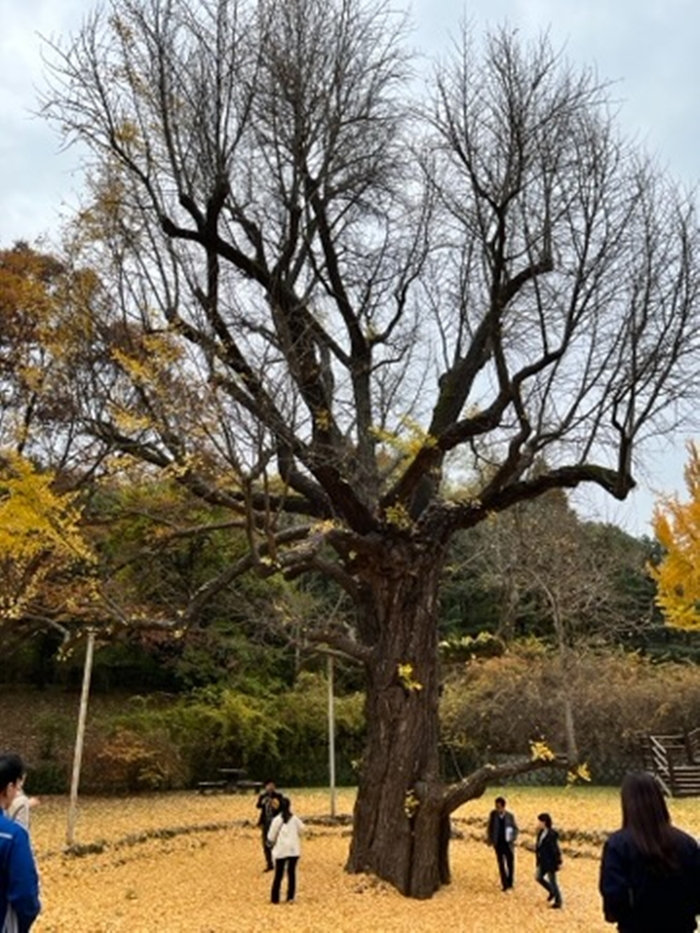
[255,779,284,872]
[535,812,563,908]
[487,796,519,890]
[600,771,700,933]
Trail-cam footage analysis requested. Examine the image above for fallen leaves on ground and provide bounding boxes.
[29,786,700,932]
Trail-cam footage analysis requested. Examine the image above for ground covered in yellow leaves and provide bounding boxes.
[29,787,700,932]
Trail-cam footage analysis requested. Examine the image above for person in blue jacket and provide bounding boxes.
[0,753,41,933]
[600,771,700,933]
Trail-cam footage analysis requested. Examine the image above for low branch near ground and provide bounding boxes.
[442,755,568,815]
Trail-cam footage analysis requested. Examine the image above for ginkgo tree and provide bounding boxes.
[0,244,100,645]
[0,453,96,645]
[0,243,102,470]
[41,0,700,898]
[651,443,700,629]
[0,244,187,647]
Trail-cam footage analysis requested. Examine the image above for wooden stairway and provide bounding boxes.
[641,728,700,797]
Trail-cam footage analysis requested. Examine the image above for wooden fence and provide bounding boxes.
[641,728,700,797]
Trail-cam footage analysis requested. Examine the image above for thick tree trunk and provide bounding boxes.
[346,549,449,899]
[343,541,567,899]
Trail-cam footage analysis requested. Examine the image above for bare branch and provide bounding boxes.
[442,755,568,814]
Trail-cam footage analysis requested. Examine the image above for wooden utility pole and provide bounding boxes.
[66,629,96,847]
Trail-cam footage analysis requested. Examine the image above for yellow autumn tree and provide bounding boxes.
[0,453,95,633]
[650,442,700,629]
[0,242,98,463]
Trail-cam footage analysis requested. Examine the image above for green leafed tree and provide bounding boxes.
[41,0,700,897]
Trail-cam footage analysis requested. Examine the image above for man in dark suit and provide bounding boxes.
[256,779,284,871]
[487,795,519,890]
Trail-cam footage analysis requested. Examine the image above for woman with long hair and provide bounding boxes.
[535,812,563,909]
[600,772,700,932]
[266,796,305,905]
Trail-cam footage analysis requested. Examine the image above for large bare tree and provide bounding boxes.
[42,0,700,897]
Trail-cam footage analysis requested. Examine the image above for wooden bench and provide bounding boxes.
[197,780,227,794]
[232,779,264,794]
[218,767,246,791]
[197,769,264,794]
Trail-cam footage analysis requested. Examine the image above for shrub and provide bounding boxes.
[77,677,365,790]
[440,644,700,782]
[273,672,365,785]
[89,726,187,792]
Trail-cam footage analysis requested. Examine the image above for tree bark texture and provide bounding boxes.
[346,547,450,898]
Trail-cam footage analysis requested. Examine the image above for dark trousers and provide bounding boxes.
[536,866,562,906]
[271,856,299,903]
[495,843,514,889]
[262,826,273,869]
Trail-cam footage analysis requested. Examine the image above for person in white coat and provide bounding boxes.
[7,771,39,833]
[267,797,305,904]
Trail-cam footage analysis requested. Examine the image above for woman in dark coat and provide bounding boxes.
[535,812,563,908]
[600,772,700,933]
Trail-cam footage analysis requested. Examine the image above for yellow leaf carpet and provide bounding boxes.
[29,787,700,932]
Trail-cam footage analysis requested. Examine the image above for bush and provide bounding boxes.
[71,676,365,792]
[24,710,74,794]
[440,643,700,783]
[21,644,700,794]
[29,760,69,795]
[89,727,187,792]
[273,672,365,785]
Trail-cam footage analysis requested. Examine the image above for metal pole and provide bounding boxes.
[67,630,96,847]
[328,654,336,818]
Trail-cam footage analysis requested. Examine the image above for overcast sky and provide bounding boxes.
[1,0,698,536]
